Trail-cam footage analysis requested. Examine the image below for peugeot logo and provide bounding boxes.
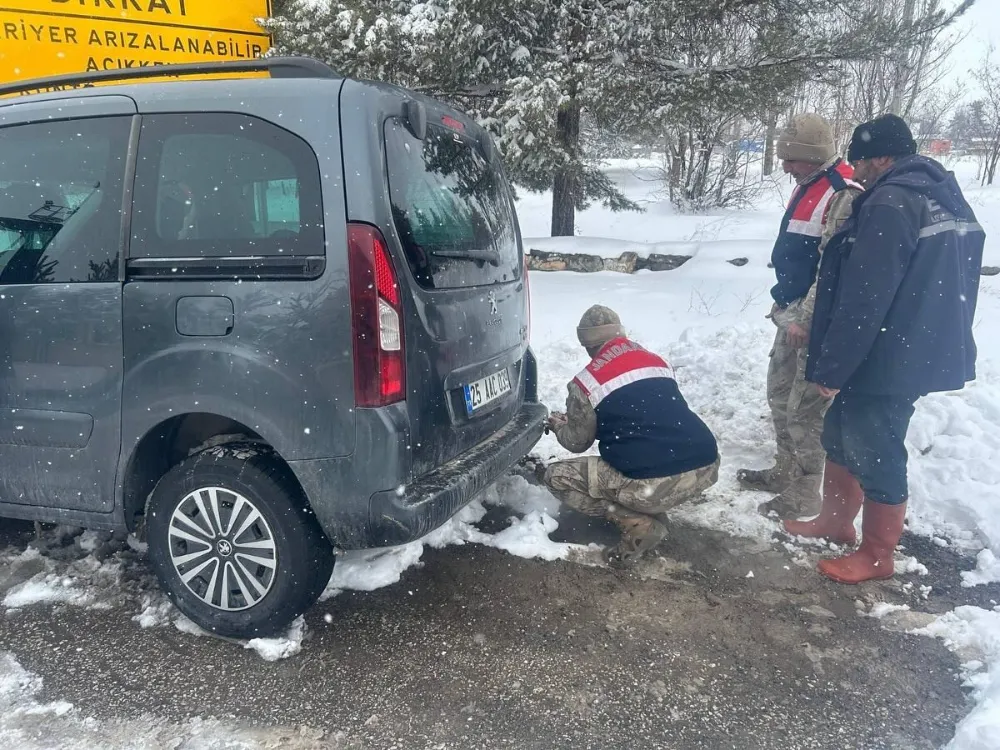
[488,291,498,315]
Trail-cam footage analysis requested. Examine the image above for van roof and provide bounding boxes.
[0,56,344,106]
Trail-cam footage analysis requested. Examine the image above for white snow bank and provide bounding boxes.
[915,607,1000,750]
[906,370,1000,582]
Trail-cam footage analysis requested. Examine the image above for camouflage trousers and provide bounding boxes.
[767,326,829,476]
[543,455,721,519]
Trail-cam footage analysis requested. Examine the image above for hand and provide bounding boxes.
[786,322,809,349]
[547,413,567,431]
[817,386,840,399]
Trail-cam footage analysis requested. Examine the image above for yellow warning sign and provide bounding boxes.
[0,0,272,91]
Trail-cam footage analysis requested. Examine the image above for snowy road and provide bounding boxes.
[0,507,985,750]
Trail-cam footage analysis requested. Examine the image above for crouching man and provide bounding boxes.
[543,305,720,568]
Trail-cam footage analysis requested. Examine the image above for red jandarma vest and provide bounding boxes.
[770,159,862,307]
[572,337,674,408]
[570,337,718,480]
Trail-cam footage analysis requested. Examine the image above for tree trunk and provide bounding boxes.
[763,111,778,176]
[889,0,917,115]
[988,141,1000,185]
[551,98,581,237]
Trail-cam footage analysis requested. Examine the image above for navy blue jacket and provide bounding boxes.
[574,339,718,480]
[807,155,984,395]
[597,378,719,480]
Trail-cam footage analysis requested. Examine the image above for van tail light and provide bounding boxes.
[348,223,405,407]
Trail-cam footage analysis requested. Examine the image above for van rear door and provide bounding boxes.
[382,109,529,477]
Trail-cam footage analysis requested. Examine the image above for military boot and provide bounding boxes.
[603,506,668,569]
[758,473,823,518]
[737,451,800,493]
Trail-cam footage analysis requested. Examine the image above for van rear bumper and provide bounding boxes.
[367,401,548,546]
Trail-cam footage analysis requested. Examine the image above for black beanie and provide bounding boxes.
[848,114,918,162]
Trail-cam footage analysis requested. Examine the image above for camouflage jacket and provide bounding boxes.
[553,381,598,454]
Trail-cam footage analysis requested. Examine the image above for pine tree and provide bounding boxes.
[263,0,976,234]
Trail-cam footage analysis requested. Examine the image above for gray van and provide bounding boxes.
[0,57,546,638]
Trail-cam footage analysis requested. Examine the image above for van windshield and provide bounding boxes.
[384,117,521,289]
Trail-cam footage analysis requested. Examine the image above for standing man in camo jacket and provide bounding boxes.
[544,306,720,569]
[738,114,864,518]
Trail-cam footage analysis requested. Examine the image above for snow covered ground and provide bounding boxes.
[2,156,1000,748]
[521,157,1000,750]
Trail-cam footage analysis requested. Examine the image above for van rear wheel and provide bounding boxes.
[145,445,334,639]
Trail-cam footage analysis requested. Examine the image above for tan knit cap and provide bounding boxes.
[776,113,836,164]
[577,305,624,348]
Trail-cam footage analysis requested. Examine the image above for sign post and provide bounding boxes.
[0,0,272,91]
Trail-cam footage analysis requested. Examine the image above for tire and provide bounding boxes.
[145,444,334,639]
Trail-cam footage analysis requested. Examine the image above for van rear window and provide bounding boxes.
[384,118,521,289]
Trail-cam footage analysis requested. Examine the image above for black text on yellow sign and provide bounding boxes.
[0,0,272,88]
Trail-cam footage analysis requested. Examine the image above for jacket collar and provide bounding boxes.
[797,157,842,188]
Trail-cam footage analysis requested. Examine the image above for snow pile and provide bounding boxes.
[131,594,309,663]
[963,551,1000,589]
[3,574,92,610]
[322,474,598,600]
[0,653,73,720]
[244,617,308,662]
[915,607,1000,750]
[905,373,1000,575]
[0,545,129,613]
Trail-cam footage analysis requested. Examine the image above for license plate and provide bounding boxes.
[463,368,512,415]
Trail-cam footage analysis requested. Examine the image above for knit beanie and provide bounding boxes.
[776,114,837,164]
[848,114,917,162]
[577,305,624,348]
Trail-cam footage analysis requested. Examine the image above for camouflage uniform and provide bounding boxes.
[750,182,859,516]
[544,380,721,564]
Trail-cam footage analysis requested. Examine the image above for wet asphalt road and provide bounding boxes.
[0,511,986,749]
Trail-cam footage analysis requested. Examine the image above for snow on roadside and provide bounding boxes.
[1,544,130,613]
[913,607,1000,750]
[321,473,599,601]
[0,651,335,749]
[3,575,92,609]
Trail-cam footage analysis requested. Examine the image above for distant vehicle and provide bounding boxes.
[737,139,765,154]
[0,57,546,638]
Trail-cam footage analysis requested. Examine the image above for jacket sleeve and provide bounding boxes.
[808,199,919,390]
[794,188,860,327]
[555,381,597,453]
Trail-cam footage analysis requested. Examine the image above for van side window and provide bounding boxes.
[130,114,324,259]
[0,116,131,284]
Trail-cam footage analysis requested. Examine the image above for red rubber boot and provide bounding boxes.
[782,460,863,545]
[817,500,907,584]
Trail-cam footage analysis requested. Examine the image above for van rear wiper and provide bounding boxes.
[430,248,501,266]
